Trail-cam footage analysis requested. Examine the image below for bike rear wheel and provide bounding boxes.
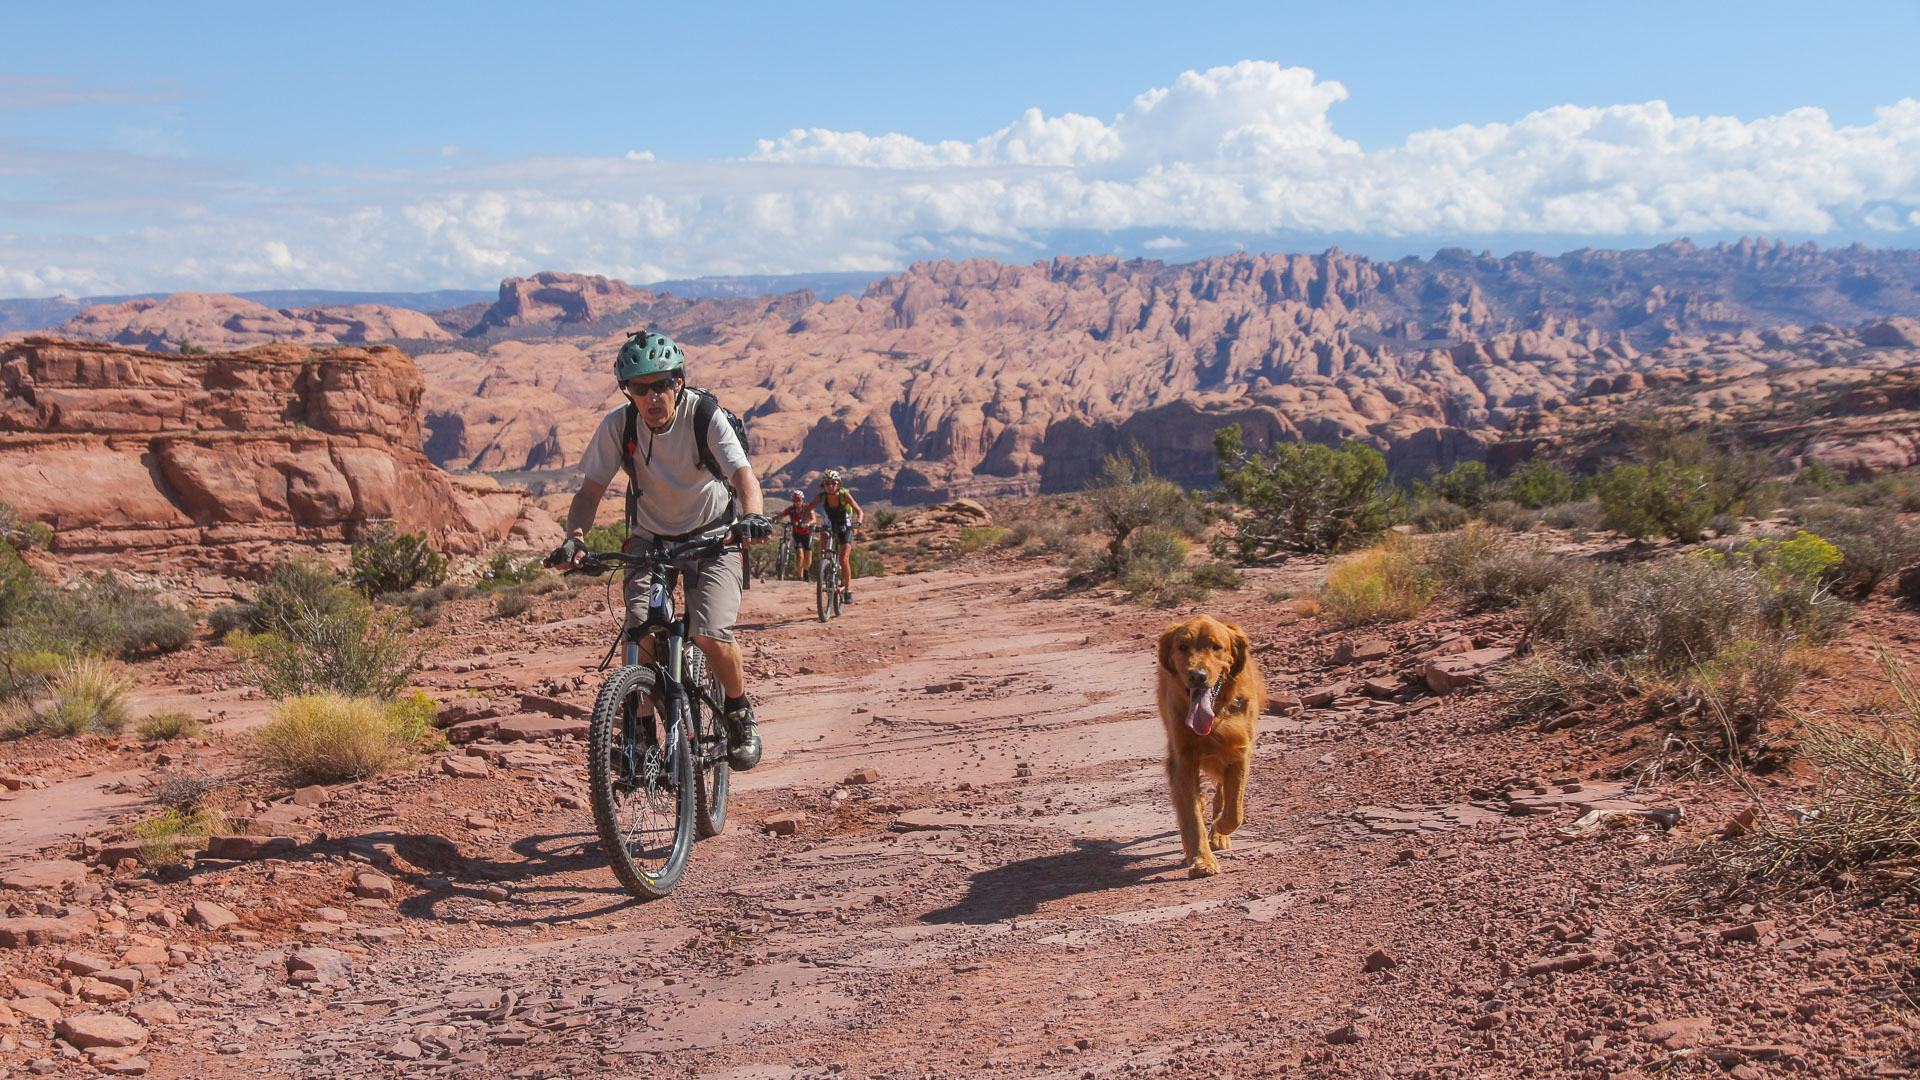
[776,538,791,581]
[588,664,694,900]
[683,647,730,838]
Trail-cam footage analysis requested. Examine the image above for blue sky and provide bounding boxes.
[3,0,1918,296]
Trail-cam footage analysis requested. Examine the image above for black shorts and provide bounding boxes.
[828,521,853,547]
[792,530,813,550]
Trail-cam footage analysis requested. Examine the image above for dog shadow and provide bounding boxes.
[918,834,1176,925]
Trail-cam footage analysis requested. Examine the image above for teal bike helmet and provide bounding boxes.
[616,330,686,382]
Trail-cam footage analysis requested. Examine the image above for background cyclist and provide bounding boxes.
[772,489,814,580]
[816,470,863,604]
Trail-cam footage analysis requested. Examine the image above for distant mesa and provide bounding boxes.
[29,292,453,353]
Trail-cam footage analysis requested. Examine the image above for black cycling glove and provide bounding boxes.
[736,514,773,543]
[545,536,586,568]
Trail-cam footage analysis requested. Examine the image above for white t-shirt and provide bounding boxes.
[578,390,750,538]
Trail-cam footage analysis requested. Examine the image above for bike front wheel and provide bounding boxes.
[588,665,695,900]
[816,557,833,622]
[683,647,730,838]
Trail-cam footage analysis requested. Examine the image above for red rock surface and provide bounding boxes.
[0,338,558,571]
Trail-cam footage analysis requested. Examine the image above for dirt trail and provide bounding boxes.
[5,558,1918,1080]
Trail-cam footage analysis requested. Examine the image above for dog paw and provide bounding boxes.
[1208,831,1232,851]
[1187,858,1220,879]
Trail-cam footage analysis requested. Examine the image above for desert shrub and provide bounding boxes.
[1214,426,1400,556]
[1117,526,1190,594]
[386,690,438,745]
[1721,649,1920,892]
[32,657,137,737]
[1086,442,1203,575]
[494,588,537,618]
[384,582,475,627]
[153,770,225,814]
[206,603,256,637]
[584,522,631,554]
[849,547,885,579]
[1542,499,1606,533]
[1631,428,1780,517]
[347,524,449,596]
[1479,500,1538,532]
[1596,462,1715,541]
[247,602,420,700]
[254,693,428,786]
[871,507,901,531]
[0,505,52,554]
[1795,461,1847,491]
[1505,460,1577,510]
[476,549,545,592]
[1707,513,1743,538]
[136,710,202,741]
[25,574,195,659]
[1189,561,1245,591]
[1429,461,1493,511]
[1797,506,1920,597]
[134,808,227,867]
[0,650,62,706]
[252,559,360,635]
[958,526,1012,554]
[1427,524,1570,610]
[1320,537,1434,627]
[1834,472,1920,513]
[1515,546,1849,756]
[1408,499,1470,533]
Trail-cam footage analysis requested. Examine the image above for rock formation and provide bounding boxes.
[0,338,558,572]
[408,253,1920,503]
[18,294,452,353]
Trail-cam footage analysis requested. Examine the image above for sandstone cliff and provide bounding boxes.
[0,338,558,572]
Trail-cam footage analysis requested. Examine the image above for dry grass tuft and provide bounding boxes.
[136,710,202,741]
[1320,537,1434,627]
[253,693,427,786]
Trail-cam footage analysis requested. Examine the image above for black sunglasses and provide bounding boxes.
[625,375,682,396]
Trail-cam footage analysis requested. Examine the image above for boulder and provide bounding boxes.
[491,714,589,742]
[1421,648,1514,694]
[54,1014,147,1049]
[285,946,351,985]
[184,900,239,929]
[205,835,298,861]
[439,755,491,779]
[518,693,589,720]
[0,860,89,891]
[0,916,93,948]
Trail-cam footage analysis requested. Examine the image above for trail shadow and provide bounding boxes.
[396,829,644,927]
[919,834,1174,925]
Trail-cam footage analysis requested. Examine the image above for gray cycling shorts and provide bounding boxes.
[621,546,744,644]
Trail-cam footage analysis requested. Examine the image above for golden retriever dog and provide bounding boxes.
[1156,614,1265,878]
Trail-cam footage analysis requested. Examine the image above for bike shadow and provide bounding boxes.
[395,829,647,927]
[917,833,1175,925]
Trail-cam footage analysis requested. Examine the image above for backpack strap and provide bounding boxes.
[620,403,640,529]
[687,387,725,483]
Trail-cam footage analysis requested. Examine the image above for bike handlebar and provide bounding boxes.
[565,535,738,577]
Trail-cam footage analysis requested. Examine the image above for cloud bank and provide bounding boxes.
[4,60,1918,295]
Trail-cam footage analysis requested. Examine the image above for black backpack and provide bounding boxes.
[618,386,750,538]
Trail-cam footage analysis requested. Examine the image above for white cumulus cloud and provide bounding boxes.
[3,61,1919,293]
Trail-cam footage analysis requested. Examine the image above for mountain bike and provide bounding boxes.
[774,523,794,581]
[815,526,843,622]
[565,536,735,899]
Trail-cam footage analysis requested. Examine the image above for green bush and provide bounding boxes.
[1116,527,1235,606]
[206,603,256,637]
[1086,442,1203,575]
[1505,460,1577,510]
[1478,500,1538,533]
[33,657,137,737]
[0,504,52,552]
[850,547,885,579]
[584,523,631,554]
[347,524,449,596]
[382,581,476,627]
[247,602,421,700]
[14,574,195,660]
[1596,462,1716,541]
[958,526,1012,553]
[476,549,546,592]
[1429,461,1492,511]
[494,588,536,618]
[134,808,227,866]
[1796,507,1920,597]
[1426,524,1568,610]
[252,559,361,635]
[1214,427,1400,556]
[871,507,901,531]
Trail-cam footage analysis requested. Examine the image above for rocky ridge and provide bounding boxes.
[0,338,558,571]
[11,294,455,353]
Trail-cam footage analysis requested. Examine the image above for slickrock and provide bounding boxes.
[0,861,89,891]
[0,917,93,948]
[54,1014,146,1049]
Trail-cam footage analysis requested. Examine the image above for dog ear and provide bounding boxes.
[1226,622,1250,684]
[1159,627,1180,676]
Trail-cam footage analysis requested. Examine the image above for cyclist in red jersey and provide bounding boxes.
[772,489,815,580]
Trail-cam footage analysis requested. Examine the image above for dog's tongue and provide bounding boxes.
[1186,682,1217,736]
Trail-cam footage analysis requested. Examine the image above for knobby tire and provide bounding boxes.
[588,664,694,900]
[684,647,730,838]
